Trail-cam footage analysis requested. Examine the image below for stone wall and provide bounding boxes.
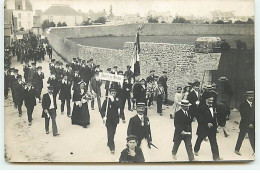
[48,23,254,39]
[79,42,221,100]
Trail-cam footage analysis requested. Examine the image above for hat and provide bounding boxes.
[60,62,63,65]
[154,75,159,78]
[17,75,22,79]
[139,78,145,82]
[73,58,76,60]
[118,71,123,75]
[96,65,100,68]
[126,135,138,142]
[14,69,19,73]
[66,64,70,67]
[212,83,217,87]
[51,59,55,62]
[192,81,200,87]
[107,68,111,71]
[244,91,254,96]
[179,100,192,106]
[218,77,228,81]
[206,85,213,90]
[82,60,86,63]
[100,70,103,73]
[150,70,155,73]
[127,65,131,68]
[31,62,36,66]
[109,87,117,92]
[202,91,215,100]
[37,66,42,69]
[137,102,145,108]
[26,82,32,86]
[89,59,93,61]
[157,81,162,84]
[48,86,54,90]
[188,82,193,86]
[78,80,86,85]
[162,71,167,74]
[113,66,118,69]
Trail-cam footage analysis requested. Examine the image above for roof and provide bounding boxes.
[42,4,82,16]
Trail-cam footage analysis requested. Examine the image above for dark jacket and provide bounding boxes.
[127,115,152,146]
[196,103,218,137]
[14,81,25,102]
[58,81,72,100]
[119,147,145,163]
[239,100,255,130]
[24,87,36,108]
[47,77,59,95]
[101,97,120,125]
[187,90,199,106]
[80,66,91,83]
[41,93,57,118]
[133,83,146,103]
[72,74,82,90]
[33,72,44,89]
[159,76,168,89]
[173,109,194,142]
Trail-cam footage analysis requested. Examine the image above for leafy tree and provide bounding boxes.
[93,17,106,24]
[147,16,158,23]
[57,22,62,27]
[61,22,67,26]
[172,16,190,23]
[213,20,224,24]
[82,20,92,25]
[247,18,254,24]
[41,20,56,31]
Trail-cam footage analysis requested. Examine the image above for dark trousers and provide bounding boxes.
[148,94,154,107]
[172,135,194,161]
[122,96,131,110]
[106,124,117,151]
[194,133,220,160]
[157,96,163,113]
[35,88,42,100]
[61,98,71,115]
[45,109,58,136]
[4,88,8,98]
[105,89,109,97]
[235,128,255,152]
[164,87,168,104]
[26,106,34,122]
[119,101,125,121]
[16,99,23,114]
[48,53,52,59]
[91,96,101,110]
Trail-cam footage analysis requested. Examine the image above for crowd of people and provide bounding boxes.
[4,33,255,163]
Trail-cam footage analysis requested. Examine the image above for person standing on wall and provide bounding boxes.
[42,86,60,137]
[159,71,168,105]
[235,91,255,156]
[100,87,120,154]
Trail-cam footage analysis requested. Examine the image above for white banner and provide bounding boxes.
[98,72,124,86]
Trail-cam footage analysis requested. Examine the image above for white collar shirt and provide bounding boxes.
[48,93,55,109]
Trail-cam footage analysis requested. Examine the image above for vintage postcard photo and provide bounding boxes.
[3,0,255,163]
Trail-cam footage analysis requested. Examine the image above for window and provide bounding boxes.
[18,5,21,10]
[18,13,21,19]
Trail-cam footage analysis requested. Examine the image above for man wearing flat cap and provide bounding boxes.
[100,87,120,154]
[194,92,222,161]
[119,135,145,163]
[235,91,255,156]
[42,86,59,137]
[127,102,152,158]
[172,100,195,161]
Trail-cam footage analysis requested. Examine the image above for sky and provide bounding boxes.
[24,0,255,17]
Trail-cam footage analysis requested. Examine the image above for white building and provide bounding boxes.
[41,4,83,27]
[210,10,236,23]
[5,0,33,30]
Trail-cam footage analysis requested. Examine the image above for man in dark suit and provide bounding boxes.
[42,86,60,137]
[172,100,195,161]
[72,69,81,91]
[28,62,36,83]
[133,78,147,104]
[33,66,44,103]
[4,66,10,99]
[235,91,255,155]
[187,81,200,117]
[100,88,120,154]
[14,75,25,117]
[127,102,152,149]
[24,82,36,126]
[159,71,168,105]
[194,92,222,161]
[63,64,73,83]
[59,75,72,117]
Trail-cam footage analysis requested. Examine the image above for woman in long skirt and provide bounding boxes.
[71,81,93,128]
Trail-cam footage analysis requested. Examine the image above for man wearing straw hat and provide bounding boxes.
[235,91,255,156]
[172,100,195,161]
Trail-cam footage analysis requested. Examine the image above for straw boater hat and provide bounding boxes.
[244,91,254,96]
[137,102,145,108]
[179,100,192,107]
[218,76,228,81]
[206,85,213,90]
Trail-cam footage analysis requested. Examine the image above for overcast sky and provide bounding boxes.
[29,0,254,17]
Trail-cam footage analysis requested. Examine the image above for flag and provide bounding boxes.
[130,32,140,77]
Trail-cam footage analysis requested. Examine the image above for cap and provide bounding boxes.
[179,100,192,106]
[118,71,123,75]
[47,86,54,90]
[162,71,167,74]
[113,66,118,69]
[107,68,111,71]
[126,135,138,142]
[137,102,145,108]
[150,70,155,73]
[218,76,228,81]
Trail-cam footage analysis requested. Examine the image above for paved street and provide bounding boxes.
[4,52,255,163]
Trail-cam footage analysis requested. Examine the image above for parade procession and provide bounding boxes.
[3,0,255,164]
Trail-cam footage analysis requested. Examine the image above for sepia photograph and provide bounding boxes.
[3,0,255,163]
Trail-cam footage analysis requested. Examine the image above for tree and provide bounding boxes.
[82,20,92,26]
[93,17,106,24]
[172,16,190,23]
[57,22,62,27]
[213,20,224,24]
[41,20,56,31]
[147,16,158,23]
[234,20,245,24]
[61,22,67,26]
[247,18,254,24]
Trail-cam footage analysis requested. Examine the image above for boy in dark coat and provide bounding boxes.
[24,82,36,126]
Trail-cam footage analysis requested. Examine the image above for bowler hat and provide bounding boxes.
[126,135,138,142]
[179,100,192,106]
[137,102,145,108]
